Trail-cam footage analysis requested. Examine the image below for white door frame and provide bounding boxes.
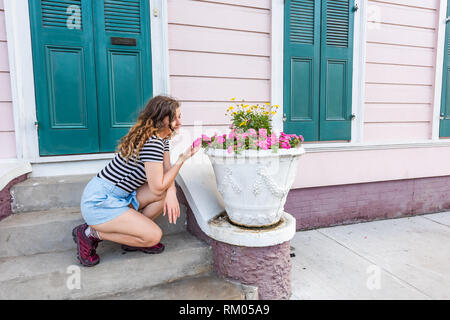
[3,0,170,171]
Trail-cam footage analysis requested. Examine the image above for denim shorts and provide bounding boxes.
[80,176,140,226]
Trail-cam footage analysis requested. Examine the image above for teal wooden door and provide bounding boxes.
[29,0,152,155]
[93,0,153,152]
[284,0,354,142]
[440,1,450,137]
[29,0,100,155]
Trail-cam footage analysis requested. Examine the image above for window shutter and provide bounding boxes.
[104,0,141,34]
[439,1,450,137]
[41,0,82,29]
[319,0,354,141]
[283,0,321,141]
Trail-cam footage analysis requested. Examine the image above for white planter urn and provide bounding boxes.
[206,147,305,227]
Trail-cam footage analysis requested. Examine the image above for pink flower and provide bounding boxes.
[299,135,304,142]
[281,142,291,149]
[257,140,268,150]
[270,133,278,144]
[216,135,225,144]
[247,128,257,137]
[193,138,202,148]
[201,134,211,142]
[258,128,267,138]
[227,146,234,154]
[228,130,236,140]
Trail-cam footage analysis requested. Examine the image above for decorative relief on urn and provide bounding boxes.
[217,167,242,196]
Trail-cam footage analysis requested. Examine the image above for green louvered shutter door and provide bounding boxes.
[29,0,100,155]
[283,0,321,141]
[319,0,354,141]
[440,1,450,137]
[93,0,153,152]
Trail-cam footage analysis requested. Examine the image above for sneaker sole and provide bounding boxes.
[122,245,165,254]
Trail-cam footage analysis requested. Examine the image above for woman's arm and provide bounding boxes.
[163,151,177,194]
[162,151,180,223]
[144,158,183,197]
[144,145,199,196]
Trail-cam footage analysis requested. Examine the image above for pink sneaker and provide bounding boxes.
[121,242,165,254]
[72,223,101,267]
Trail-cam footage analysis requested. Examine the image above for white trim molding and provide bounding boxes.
[432,0,448,140]
[3,0,171,176]
[150,0,171,96]
[351,0,366,143]
[4,0,39,161]
[270,0,284,135]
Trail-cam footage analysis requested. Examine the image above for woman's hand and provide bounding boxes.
[178,144,201,163]
[163,190,180,224]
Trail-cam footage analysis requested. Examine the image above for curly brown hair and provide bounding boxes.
[117,95,180,162]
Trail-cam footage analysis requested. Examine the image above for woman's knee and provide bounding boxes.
[140,226,162,247]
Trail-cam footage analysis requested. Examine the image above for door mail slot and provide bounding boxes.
[110,37,137,46]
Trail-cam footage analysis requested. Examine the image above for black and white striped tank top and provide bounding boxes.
[97,135,170,193]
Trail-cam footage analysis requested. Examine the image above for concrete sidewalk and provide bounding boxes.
[289,211,450,300]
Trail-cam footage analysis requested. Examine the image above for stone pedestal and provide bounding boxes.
[212,239,291,300]
[207,213,294,300]
[178,180,296,300]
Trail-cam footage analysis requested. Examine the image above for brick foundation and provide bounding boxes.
[285,175,450,230]
[0,174,28,221]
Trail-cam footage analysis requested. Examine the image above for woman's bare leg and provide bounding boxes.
[91,208,162,247]
[90,183,167,247]
[141,199,165,220]
[135,182,166,220]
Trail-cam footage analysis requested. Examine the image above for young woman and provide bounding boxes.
[72,95,200,267]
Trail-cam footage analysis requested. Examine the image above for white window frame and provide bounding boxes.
[3,0,170,167]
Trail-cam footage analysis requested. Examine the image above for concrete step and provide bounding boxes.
[0,207,186,258]
[11,174,93,213]
[0,232,213,299]
[95,274,254,300]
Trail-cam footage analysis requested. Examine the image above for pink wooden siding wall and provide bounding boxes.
[167,0,271,132]
[364,0,439,142]
[0,0,15,158]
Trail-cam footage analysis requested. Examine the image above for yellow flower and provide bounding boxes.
[271,111,276,115]
[231,98,236,101]
[228,106,234,110]
[265,102,270,105]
